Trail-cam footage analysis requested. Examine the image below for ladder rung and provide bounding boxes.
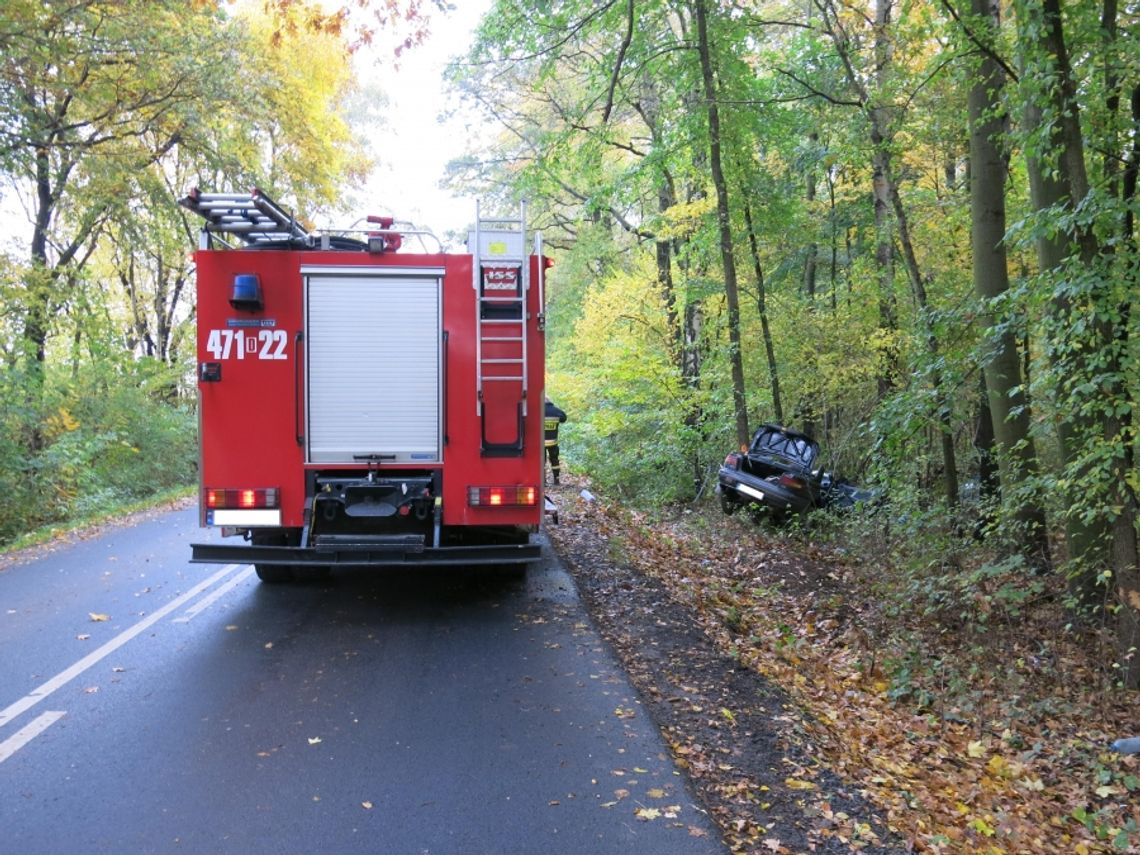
[483,376,524,382]
[481,296,523,302]
[482,336,523,342]
[480,318,523,325]
[482,358,524,364]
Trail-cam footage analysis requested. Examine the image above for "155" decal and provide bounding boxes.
[205,329,288,360]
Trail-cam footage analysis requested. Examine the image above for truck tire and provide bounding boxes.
[251,530,298,583]
[254,563,295,583]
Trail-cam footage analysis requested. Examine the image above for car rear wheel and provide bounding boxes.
[719,490,740,516]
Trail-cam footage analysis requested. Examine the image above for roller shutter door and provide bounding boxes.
[305,270,441,464]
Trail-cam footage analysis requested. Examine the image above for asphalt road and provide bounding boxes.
[0,506,727,855]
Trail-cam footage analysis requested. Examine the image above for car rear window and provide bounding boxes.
[751,430,818,466]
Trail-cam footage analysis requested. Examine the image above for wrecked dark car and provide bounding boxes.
[717,424,876,521]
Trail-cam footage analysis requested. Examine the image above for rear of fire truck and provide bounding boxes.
[181,189,548,582]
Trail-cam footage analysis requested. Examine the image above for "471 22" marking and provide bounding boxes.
[205,329,288,360]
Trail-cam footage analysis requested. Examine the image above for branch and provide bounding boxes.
[938,0,1019,84]
[775,68,863,107]
[461,1,618,66]
[601,0,635,124]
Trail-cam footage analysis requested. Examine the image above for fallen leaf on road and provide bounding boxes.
[784,778,816,790]
[225,625,239,631]
[308,737,322,745]
[647,788,667,799]
[635,807,661,821]
[76,634,91,641]
[84,686,99,694]
[688,826,707,837]
[361,801,373,810]
[89,613,110,622]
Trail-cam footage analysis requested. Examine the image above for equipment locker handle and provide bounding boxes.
[294,331,304,447]
[442,330,449,447]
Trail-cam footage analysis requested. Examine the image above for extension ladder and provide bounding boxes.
[179,187,311,248]
[469,201,529,456]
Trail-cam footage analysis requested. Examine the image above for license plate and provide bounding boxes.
[737,483,766,502]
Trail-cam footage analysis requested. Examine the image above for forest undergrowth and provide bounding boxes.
[562,481,1139,853]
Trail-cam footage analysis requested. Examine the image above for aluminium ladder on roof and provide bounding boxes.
[469,200,529,457]
[179,187,312,248]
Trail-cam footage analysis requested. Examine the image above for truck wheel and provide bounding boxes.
[254,564,295,583]
[251,530,299,583]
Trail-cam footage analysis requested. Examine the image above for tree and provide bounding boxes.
[695,0,751,450]
[1013,0,1139,685]
[811,0,961,505]
[0,0,241,440]
[965,0,1049,568]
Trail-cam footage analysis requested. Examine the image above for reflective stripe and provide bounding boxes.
[544,439,557,447]
[544,417,560,432]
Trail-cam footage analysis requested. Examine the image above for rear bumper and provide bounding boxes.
[190,540,541,567]
[717,468,809,513]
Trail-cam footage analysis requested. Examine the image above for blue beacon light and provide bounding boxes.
[230,273,263,311]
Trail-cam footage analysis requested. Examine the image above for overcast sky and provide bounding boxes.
[0,1,492,256]
[357,0,493,249]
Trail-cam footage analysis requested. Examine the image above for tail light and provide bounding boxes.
[205,487,279,509]
[723,452,742,469]
[777,474,806,491]
[468,485,538,507]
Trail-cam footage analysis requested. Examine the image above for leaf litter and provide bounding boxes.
[547,478,1139,853]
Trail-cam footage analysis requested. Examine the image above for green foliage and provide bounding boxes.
[554,254,711,502]
[0,358,196,545]
[0,0,374,546]
[452,0,1137,655]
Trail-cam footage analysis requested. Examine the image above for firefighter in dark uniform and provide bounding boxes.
[544,397,567,484]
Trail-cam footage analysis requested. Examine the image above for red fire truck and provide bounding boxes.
[180,188,549,581]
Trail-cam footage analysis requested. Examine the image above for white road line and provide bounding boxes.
[172,566,255,623]
[0,564,244,729]
[0,711,66,764]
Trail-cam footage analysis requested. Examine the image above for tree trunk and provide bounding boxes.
[968,0,1049,569]
[803,132,819,299]
[870,0,898,400]
[694,0,749,449]
[742,197,783,424]
[1017,0,1139,684]
[656,182,683,370]
[827,171,839,313]
[865,0,958,506]
[974,374,998,518]
[870,145,897,400]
